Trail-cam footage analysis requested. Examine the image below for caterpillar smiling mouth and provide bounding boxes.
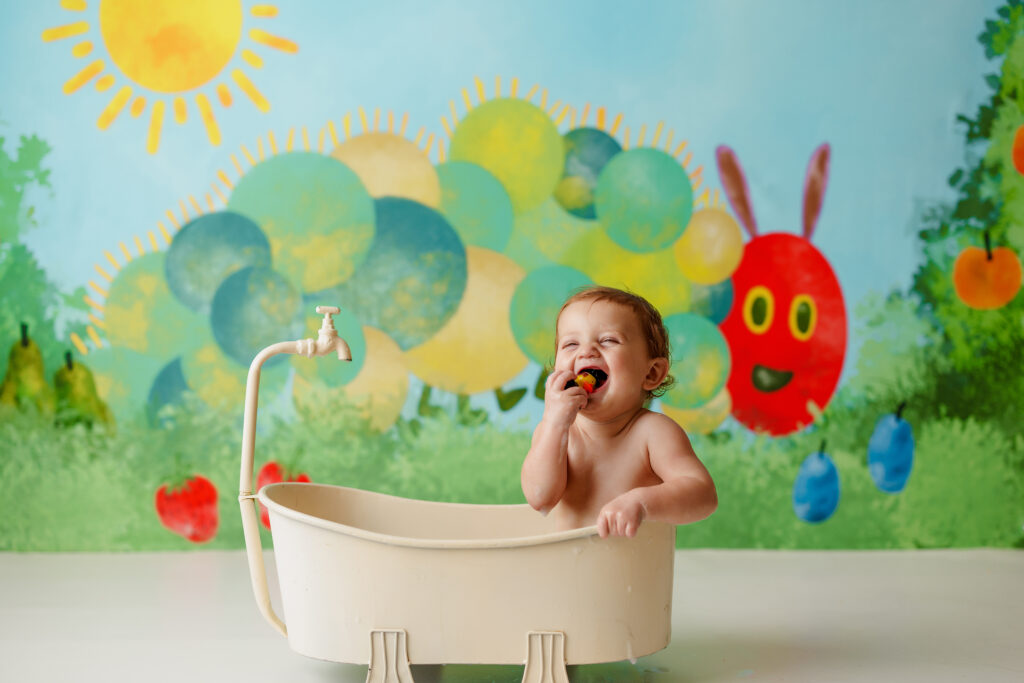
[751,364,793,393]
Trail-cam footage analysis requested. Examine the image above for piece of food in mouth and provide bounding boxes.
[564,369,608,393]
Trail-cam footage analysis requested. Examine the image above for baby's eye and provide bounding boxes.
[561,341,578,349]
[600,338,619,344]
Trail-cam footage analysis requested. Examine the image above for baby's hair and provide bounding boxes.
[555,286,676,399]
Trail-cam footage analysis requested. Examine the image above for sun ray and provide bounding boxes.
[694,188,709,209]
[134,235,145,256]
[301,126,310,150]
[232,70,270,112]
[148,231,159,251]
[400,112,409,136]
[250,29,298,54]
[157,221,173,245]
[164,210,179,230]
[652,121,664,147]
[61,0,87,10]
[570,106,577,129]
[103,251,120,271]
[118,242,133,261]
[42,22,89,42]
[414,127,424,145]
[495,75,502,98]
[84,296,104,312]
[342,112,352,139]
[147,100,165,154]
[178,200,189,222]
[217,170,234,190]
[251,4,278,17]
[234,147,249,169]
[358,107,369,133]
[622,127,630,150]
[286,127,295,151]
[317,128,325,153]
[240,144,255,166]
[596,107,606,130]
[388,110,394,132]
[510,77,519,97]
[72,41,92,58]
[374,107,381,131]
[441,116,453,138]
[682,151,693,168]
[89,280,108,298]
[547,100,561,116]
[540,89,548,109]
[97,86,132,130]
[689,164,703,181]
[555,104,570,126]
[437,136,446,162]
[268,130,278,154]
[130,96,146,118]
[95,75,115,92]
[423,132,435,154]
[87,326,103,348]
[188,195,202,215]
[70,333,88,356]
[172,97,187,124]
[673,141,687,158]
[88,314,105,330]
[217,84,232,107]
[474,76,486,103]
[610,113,623,136]
[525,84,538,101]
[63,60,104,94]
[637,124,647,147]
[449,100,458,126]
[663,130,674,153]
[580,103,591,127]
[195,93,220,145]
[241,49,263,68]
[211,183,228,205]
[257,137,265,160]
[94,264,113,282]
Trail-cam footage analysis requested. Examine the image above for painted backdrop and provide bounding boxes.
[0,0,1021,550]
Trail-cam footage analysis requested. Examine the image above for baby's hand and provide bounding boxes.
[597,493,647,538]
[542,369,588,428]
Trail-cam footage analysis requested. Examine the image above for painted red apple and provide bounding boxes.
[154,475,219,543]
[716,144,848,435]
[257,461,310,529]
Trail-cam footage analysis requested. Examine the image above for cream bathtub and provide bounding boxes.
[238,309,677,682]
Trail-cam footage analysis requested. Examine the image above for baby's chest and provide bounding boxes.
[566,439,656,491]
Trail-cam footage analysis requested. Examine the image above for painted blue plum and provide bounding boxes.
[793,444,840,523]
[868,406,915,493]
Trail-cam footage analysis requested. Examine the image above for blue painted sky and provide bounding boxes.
[0,0,1004,410]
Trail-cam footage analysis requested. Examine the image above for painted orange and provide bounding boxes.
[1013,125,1024,175]
[952,245,1023,309]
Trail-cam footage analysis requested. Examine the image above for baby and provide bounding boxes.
[521,286,718,538]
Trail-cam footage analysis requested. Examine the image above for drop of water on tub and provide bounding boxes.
[626,641,636,665]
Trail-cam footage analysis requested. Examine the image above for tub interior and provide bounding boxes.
[262,483,568,542]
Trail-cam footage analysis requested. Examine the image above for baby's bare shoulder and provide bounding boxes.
[634,409,686,437]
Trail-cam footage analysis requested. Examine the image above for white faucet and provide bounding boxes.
[237,304,353,637]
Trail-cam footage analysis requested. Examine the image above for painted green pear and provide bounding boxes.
[54,351,114,430]
[0,323,55,415]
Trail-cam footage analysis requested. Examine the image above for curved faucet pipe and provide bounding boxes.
[238,307,351,638]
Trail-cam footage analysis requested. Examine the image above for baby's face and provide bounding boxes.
[555,299,661,417]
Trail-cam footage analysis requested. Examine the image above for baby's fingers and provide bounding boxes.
[597,511,610,538]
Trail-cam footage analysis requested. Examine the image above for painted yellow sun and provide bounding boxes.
[42,0,297,154]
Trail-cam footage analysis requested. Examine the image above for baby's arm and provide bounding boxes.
[521,369,588,514]
[597,412,717,538]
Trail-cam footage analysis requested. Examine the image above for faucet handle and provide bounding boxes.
[315,305,340,332]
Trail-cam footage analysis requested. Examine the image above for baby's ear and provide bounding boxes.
[643,357,670,391]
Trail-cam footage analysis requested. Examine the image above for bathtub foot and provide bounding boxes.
[522,631,569,683]
[366,629,414,683]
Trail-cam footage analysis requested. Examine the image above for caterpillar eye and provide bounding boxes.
[742,286,774,334]
[789,295,817,341]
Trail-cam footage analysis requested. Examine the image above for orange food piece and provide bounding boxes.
[575,372,597,393]
[952,245,1023,310]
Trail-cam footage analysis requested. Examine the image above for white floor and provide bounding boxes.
[0,549,1021,682]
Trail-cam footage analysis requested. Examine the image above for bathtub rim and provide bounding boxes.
[258,481,615,550]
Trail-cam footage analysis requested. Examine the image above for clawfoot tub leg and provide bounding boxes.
[522,631,570,683]
[366,629,415,683]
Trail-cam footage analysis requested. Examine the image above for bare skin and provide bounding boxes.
[521,299,718,537]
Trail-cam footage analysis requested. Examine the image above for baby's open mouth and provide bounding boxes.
[565,368,609,393]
